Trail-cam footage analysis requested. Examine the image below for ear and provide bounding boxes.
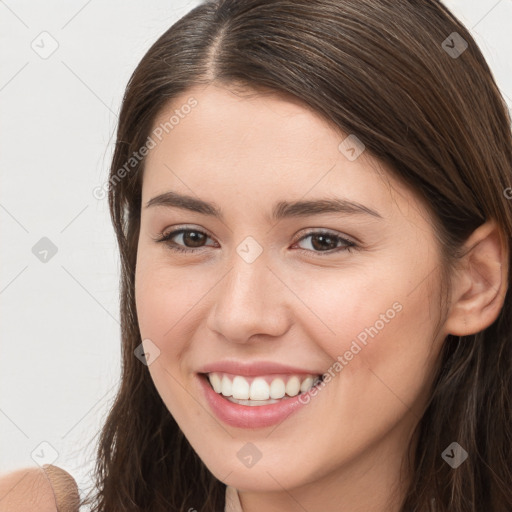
[444,220,509,337]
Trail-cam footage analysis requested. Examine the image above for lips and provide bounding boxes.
[195,360,326,428]
[196,359,325,377]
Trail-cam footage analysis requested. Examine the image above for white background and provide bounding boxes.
[1,0,511,507]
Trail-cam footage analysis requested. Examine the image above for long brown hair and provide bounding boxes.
[80,1,512,510]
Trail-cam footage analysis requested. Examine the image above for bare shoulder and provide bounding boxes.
[0,464,79,512]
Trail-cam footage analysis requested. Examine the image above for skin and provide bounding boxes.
[135,83,508,512]
[0,465,79,512]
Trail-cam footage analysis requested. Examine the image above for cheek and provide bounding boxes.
[134,261,208,423]
[292,261,441,400]
[134,257,221,401]
[135,256,209,344]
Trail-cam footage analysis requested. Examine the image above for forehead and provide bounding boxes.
[148,83,343,162]
[141,83,430,227]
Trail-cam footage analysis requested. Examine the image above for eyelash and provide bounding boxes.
[153,227,358,256]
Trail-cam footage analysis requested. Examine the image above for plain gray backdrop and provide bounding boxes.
[1,0,511,507]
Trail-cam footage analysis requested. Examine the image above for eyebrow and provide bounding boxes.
[145,191,383,221]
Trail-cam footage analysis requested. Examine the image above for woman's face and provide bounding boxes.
[135,83,447,498]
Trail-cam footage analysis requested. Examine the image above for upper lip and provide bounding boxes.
[197,360,324,376]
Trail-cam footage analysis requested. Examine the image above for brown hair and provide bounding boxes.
[80,1,512,510]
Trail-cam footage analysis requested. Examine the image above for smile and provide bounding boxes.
[207,372,322,404]
[198,372,325,428]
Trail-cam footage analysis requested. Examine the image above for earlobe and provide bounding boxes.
[444,220,509,337]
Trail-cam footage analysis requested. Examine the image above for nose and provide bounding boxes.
[206,251,292,344]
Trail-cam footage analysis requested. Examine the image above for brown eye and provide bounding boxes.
[295,231,357,255]
[156,228,216,253]
[179,230,207,248]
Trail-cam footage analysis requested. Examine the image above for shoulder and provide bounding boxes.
[0,464,79,512]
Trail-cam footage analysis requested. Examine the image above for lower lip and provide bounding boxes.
[198,374,319,429]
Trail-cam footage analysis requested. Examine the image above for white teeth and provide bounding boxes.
[285,376,301,397]
[300,376,314,393]
[232,376,250,399]
[269,378,286,399]
[207,372,320,401]
[209,373,222,393]
[227,397,281,406]
[250,377,270,400]
[221,375,232,396]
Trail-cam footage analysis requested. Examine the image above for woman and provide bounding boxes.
[86,0,512,510]
[7,0,510,511]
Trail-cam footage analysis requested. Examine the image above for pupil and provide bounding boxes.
[312,234,336,251]
[185,231,205,247]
